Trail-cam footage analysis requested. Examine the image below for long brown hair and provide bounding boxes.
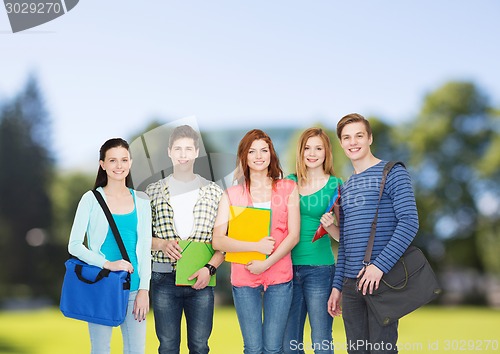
[296,128,335,185]
[94,138,133,189]
[234,129,283,190]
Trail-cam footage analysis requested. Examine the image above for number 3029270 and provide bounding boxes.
[5,2,62,14]
[443,339,498,351]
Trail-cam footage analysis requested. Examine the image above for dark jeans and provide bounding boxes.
[284,265,335,354]
[151,272,214,354]
[342,278,398,354]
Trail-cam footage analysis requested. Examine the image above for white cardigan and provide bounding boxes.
[68,187,152,290]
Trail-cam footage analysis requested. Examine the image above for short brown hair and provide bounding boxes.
[169,125,200,149]
[234,129,283,189]
[296,128,335,184]
[336,113,372,139]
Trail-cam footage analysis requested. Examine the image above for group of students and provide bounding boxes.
[68,112,419,354]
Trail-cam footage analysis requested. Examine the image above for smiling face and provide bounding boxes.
[99,147,132,183]
[247,139,271,172]
[339,121,373,162]
[168,137,199,172]
[303,136,326,170]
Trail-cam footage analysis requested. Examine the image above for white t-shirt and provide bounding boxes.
[168,175,201,240]
[253,201,271,210]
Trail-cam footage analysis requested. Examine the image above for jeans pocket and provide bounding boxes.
[151,271,167,283]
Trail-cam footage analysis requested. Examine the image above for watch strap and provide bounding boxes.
[204,263,217,276]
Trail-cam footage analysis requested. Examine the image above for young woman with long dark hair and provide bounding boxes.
[68,138,152,354]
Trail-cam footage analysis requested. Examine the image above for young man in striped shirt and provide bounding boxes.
[328,113,419,353]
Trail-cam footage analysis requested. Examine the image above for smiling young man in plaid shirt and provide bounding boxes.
[145,125,224,354]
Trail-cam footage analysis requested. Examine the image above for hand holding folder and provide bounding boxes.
[225,206,272,264]
[312,185,340,242]
[175,240,216,286]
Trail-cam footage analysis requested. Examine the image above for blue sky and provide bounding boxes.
[1,1,499,170]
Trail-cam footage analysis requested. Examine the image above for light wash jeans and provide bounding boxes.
[88,291,146,354]
[232,281,293,354]
[284,265,335,354]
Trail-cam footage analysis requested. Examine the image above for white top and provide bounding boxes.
[168,175,201,240]
[253,201,271,209]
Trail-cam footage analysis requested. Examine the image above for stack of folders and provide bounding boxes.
[225,205,272,264]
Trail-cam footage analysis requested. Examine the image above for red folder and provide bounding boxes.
[312,185,340,242]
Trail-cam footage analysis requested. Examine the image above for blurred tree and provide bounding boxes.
[45,171,94,301]
[404,81,499,274]
[128,119,163,144]
[476,110,500,178]
[0,216,12,299]
[369,117,407,162]
[0,74,54,299]
[474,108,500,276]
[50,172,94,245]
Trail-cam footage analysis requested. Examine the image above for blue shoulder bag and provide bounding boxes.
[60,190,131,326]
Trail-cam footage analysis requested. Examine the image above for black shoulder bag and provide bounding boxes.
[361,161,441,326]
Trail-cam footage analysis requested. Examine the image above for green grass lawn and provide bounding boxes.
[0,306,499,353]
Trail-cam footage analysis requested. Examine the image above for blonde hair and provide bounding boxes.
[296,128,335,184]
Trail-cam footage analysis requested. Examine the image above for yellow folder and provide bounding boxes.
[225,205,272,264]
[175,240,216,286]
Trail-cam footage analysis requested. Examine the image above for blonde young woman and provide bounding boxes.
[283,128,342,354]
[212,129,300,354]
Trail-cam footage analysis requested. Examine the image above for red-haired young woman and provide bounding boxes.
[213,129,300,354]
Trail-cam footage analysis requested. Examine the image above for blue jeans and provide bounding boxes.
[342,278,398,354]
[88,291,146,354]
[151,272,214,354]
[284,265,335,354]
[232,281,293,354]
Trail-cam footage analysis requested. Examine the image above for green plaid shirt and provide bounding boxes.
[145,175,223,265]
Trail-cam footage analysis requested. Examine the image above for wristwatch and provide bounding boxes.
[204,263,217,276]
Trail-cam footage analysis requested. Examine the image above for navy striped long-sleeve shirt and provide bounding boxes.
[332,161,419,291]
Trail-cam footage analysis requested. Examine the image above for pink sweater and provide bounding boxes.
[226,179,296,288]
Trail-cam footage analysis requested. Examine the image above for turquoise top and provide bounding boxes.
[101,192,140,291]
[68,187,152,290]
[286,174,342,265]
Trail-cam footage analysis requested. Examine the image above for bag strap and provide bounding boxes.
[91,189,131,263]
[363,161,405,266]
